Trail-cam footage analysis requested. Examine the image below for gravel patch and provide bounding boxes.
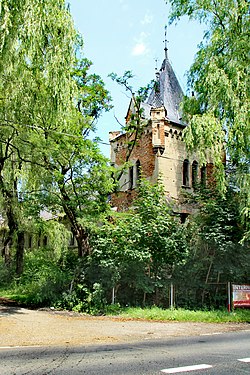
[0,304,248,347]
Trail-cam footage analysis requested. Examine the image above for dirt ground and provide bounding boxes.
[0,302,249,347]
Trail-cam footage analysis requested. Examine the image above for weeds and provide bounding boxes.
[109,306,250,323]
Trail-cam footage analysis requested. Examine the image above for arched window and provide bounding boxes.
[192,161,198,188]
[183,159,190,186]
[128,166,134,190]
[135,160,141,186]
[28,235,32,249]
[43,236,48,247]
[201,165,207,186]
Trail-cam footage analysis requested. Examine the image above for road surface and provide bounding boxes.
[0,329,249,374]
[0,304,249,374]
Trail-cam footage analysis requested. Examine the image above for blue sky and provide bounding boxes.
[68,0,205,157]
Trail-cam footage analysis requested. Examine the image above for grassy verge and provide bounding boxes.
[1,288,249,323]
[106,305,250,323]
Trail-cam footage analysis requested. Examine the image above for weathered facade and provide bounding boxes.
[110,49,212,214]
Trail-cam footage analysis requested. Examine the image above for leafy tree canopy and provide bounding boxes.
[166,0,249,233]
[0,0,113,269]
[88,179,188,305]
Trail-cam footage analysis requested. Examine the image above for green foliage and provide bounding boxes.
[1,185,248,312]
[88,179,188,306]
[0,257,14,287]
[172,187,249,309]
[136,179,188,268]
[0,248,74,305]
[43,179,188,312]
[0,0,114,265]
[21,217,71,260]
[166,0,250,234]
[73,57,112,122]
[109,71,153,105]
[110,306,250,323]
[43,220,70,260]
[88,211,151,306]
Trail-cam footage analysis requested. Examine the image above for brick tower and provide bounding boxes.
[109,45,211,215]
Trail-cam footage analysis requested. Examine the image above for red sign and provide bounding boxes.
[232,284,250,308]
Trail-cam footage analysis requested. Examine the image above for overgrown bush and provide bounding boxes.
[55,282,107,314]
[1,248,75,306]
[0,258,14,288]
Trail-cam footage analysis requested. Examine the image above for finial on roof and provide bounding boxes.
[164,25,169,60]
[155,58,160,81]
[155,58,158,71]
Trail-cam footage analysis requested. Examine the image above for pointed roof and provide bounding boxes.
[147,57,184,125]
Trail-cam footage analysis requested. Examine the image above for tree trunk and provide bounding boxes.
[2,234,11,266]
[75,227,90,257]
[0,174,24,274]
[16,231,25,276]
[1,227,11,265]
[59,180,90,257]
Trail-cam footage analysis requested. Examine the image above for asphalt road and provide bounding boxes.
[0,330,249,374]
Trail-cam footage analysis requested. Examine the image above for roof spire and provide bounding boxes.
[164,25,169,60]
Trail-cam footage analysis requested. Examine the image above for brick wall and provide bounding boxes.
[111,190,138,211]
[110,118,216,211]
[110,127,155,210]
[110,128,155,177]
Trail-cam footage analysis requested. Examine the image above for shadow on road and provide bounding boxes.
[0,298,26,315]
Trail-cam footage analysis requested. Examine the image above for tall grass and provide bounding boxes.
[106,305,250,323]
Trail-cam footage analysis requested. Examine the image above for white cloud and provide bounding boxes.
[132,43,147,56]
[131,32,150,56]
[141,12,153,25]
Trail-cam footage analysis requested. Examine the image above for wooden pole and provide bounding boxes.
[112,287,115,304]
[170,282,174,309]
[227,282,231,312]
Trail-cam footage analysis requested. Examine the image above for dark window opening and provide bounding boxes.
[135,160,141,186]
[43,236,48,247]
[180,213,189,224]
[129,166,134,190]
[28,235,32,249]
[201,165,207,186]
[192,161,198,188]
[183,159,190,186]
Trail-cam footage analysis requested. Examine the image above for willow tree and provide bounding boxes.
[20,55,113,258]
[0,1,112,273]
[166,0,249,235]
